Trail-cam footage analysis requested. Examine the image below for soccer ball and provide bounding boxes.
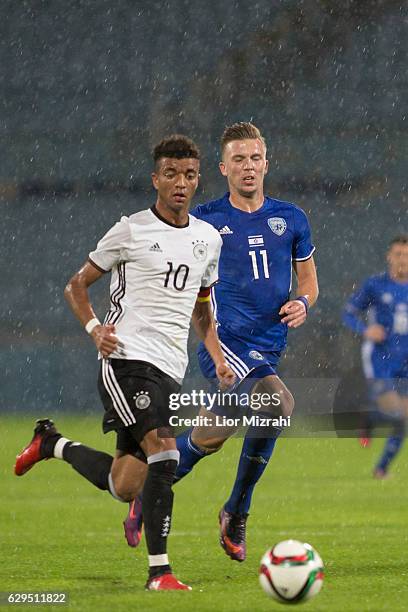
[259,540,324,604]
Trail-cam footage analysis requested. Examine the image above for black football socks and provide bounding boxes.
[143,453,179,579]
[43,434,114,492]
[62,442,114,491]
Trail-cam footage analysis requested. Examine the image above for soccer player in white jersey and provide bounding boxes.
[15,135,235,591]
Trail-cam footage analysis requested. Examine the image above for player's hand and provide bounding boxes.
[279,299,307,328]
[364,324,386,343]
[216,362,236,390]
[91,323,120,357]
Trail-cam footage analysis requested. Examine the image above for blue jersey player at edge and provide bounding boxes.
[123,122,319,561]
[343,236,408,478]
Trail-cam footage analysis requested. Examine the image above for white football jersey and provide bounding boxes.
[89,206,222,382]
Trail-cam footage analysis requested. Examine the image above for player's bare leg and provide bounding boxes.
[251,375,294,418]
[377,390,404,414]
[191,406,239,451]
[108,451,146,548]
[110,451,146,501]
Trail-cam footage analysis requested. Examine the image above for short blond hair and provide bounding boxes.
[221,122,266,154]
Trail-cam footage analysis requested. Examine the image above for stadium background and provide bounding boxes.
[1,0,406,412]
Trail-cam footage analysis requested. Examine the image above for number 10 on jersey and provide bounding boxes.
[164,261,190,291]
[249,250,270,280]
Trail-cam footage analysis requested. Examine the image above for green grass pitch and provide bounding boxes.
[1,415,408,611]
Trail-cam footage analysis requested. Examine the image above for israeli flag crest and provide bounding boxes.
[268,217,287,236]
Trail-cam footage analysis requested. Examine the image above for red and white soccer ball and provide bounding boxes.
[259,540,324,604]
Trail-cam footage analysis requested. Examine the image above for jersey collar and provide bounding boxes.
[150,205,190,228]
[224,192,268,215]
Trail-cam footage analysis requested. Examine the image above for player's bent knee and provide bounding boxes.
[253,375,294,419]
[115,486,137,503]
[191,434,225,454]
[114,482,139,502]
[109,473,139,502]
[280,389,295,418]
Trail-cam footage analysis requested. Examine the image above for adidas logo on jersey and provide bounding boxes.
[219,225,234,235]
[149,242,162,252]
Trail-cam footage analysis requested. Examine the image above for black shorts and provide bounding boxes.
[115,428,147,463]
[98,359,181,448]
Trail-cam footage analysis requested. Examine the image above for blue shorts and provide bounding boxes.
[197,328,282,416]
[361,342,408,398]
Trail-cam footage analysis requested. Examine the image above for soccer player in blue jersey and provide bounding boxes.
[343,236,408,478]
[123,122,319,561]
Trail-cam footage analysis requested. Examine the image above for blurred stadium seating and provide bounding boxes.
[1,0,406,411]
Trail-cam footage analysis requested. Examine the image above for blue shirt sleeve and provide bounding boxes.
[292,208,315,261]
[343,279,374,335]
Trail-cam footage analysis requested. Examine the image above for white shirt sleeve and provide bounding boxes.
[201,235,222,288]
[88,216,131,272]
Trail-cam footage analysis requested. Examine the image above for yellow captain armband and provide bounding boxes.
[197,287,211,302]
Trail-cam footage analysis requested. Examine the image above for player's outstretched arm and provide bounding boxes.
[64,261,119,357]
[191,299,235,388]
[280,257,319,328]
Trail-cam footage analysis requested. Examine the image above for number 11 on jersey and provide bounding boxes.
[249,250,270,280]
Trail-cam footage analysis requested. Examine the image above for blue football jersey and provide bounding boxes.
[191,193,315,351]
[343,273,408,356]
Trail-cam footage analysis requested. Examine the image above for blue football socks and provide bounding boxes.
[174,428,206,482]
[224,430,280,515]
[373,409,405,473]
[174,424,281,512]
[376,434,404,472]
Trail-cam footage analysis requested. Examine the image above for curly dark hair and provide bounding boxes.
[153,134,200,167]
